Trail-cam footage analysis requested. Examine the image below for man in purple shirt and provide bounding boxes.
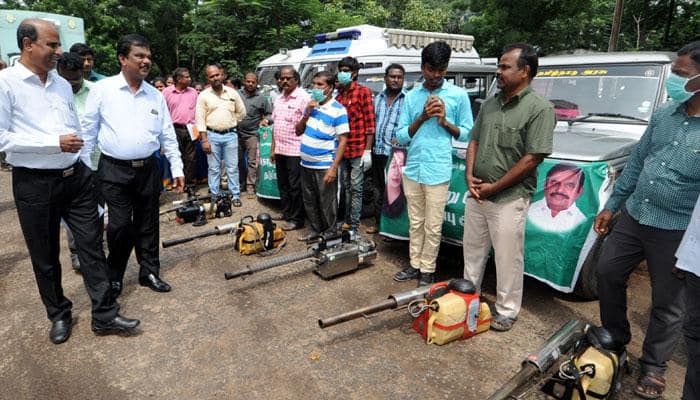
[163,67,198,186]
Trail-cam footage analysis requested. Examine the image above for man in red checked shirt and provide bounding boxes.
[336,56,376,233]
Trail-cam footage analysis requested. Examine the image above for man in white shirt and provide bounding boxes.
[527,163,587,232]
[0,19,139,344]
[677,194,700,400]
[82,34,184,297]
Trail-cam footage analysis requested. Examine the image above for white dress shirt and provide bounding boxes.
[0,62,81,169]
[81,73,183,177]
[527,198,587,232]
[676,194,700,276]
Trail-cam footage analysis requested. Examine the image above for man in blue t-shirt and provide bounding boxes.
[295,71,349,240]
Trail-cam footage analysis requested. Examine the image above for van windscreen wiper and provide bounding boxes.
[569,113,648,125]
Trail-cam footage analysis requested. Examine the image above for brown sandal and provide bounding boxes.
[634,372,665,399]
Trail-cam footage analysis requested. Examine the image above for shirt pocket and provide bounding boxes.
[669,134,700,179]
[496,123,523,148]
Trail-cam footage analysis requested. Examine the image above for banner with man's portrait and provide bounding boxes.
[256,126,281,199]
[379,149,611,292]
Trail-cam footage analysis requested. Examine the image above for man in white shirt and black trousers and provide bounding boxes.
[82,34,184,297]
[0,19,140,344]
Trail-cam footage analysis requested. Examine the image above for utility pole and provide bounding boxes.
[608,0,625,52]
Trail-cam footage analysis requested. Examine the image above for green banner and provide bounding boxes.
[379,149,610,292]
[256,126,280,199]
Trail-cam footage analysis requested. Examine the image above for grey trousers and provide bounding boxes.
[238,135,258,190]
[300,166,337,234]
[597,209,686,374]
[683,271,700,400]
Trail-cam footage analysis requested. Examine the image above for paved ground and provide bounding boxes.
[0,170,687,399]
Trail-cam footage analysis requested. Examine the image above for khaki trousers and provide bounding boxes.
[403,176,449,274]
[462,196,529,319]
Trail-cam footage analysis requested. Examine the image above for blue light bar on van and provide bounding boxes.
[314,29,362,43]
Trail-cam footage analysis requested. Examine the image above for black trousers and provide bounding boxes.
[174,125,196,185]
[99,155,161,284]
[238,135,258,190]
[300,166,338,234]
[275,155,304,225]
[596,209,685,374]
[13,162,118,322]
[683,271,700,400]
[371,153,388,226]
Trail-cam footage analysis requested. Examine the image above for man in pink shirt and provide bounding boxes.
[270,67,310,230]
[163,67,198,186]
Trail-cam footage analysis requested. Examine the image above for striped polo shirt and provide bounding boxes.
[300,99,349,169]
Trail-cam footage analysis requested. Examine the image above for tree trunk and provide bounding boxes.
[608,0,625,51]
[663,0,676,47]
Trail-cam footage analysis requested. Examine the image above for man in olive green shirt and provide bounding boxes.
[463,43,555,331]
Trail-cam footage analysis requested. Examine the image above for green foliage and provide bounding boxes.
[3,0,697,80]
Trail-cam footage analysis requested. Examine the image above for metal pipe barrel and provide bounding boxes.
[318,298,397,328]
[224,249,317,280]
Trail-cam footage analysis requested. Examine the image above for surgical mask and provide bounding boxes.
[311,88,326,103]
[665,72,700,102]
[337,71,352,85]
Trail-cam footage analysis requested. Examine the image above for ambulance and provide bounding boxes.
[255,45,310,94]
[298,24,482,90]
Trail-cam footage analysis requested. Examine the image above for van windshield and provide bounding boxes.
[531,64,664,123]
[300,61,339,89]
[257,66,291,90]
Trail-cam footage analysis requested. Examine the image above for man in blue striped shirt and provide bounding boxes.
[367,63,407,234]
[594,41,700,399]
[295,71,349,239]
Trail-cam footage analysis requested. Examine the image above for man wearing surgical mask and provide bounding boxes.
[335,56,375,235]
[295,71,349,240]
[594,40,700,400]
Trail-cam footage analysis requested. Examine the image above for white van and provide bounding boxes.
[255,46,311,93]
[298,25,481,89]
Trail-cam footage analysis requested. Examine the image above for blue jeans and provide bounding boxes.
[207,131,240,197]
[342,157,363,230]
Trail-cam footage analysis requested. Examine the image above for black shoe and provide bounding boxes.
[282,221,304,231]
[92,314,140,335]
[393,266,420,282]
[417,272,435,287]
[111,281,123,298]
[139,273,171,292]
[49,317,73,344]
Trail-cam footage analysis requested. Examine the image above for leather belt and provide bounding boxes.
[14,162,80,178]
[102,154,153,168]
[173,123,188,129]
[207,126,236,134]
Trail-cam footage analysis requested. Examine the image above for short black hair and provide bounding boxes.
[421,41,451,70]
[385,63,405,76]
[152,76,166,85]
[279,66,300,82]
[116,34,149,63]
[678,41,700,71]
[314,70,336,87]
[546,163,585,191]
[57,52,84,73]
[244,71,257,80]
[502,43,539,80]
[274,69,281,80]
[172,67,189,82]
[16,20,38,49]
[69,43,94,57]
[338,56,360,73]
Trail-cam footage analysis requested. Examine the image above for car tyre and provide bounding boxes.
[574,213,619,300]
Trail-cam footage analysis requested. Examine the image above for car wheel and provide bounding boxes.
[574,214,619,300]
